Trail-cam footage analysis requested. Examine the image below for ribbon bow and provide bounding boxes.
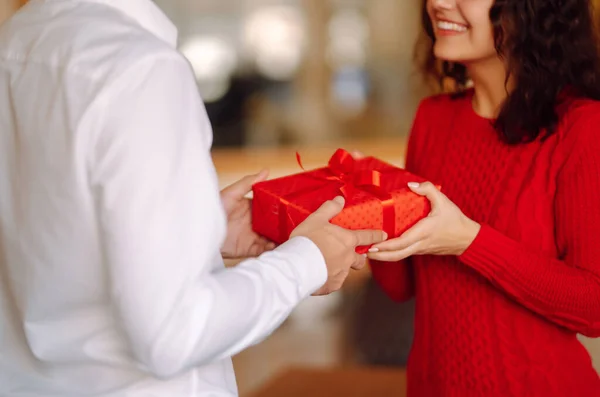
[280,149,396,241]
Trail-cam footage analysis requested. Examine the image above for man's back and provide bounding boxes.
[0,0,350,394]
[0,0,236,395]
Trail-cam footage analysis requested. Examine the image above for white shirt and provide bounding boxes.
[0,1,327,395]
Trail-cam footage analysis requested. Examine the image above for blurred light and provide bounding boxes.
[332,67,368,117]
[243,6,305,80]
[197,79,231,103]
[327,9,369,68]
[180,35,237,102]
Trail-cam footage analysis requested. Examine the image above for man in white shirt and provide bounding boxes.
[0,0,386,396]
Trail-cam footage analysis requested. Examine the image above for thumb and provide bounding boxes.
[312,196,345,221]
[408,181,443,209]
[222,169,269,197]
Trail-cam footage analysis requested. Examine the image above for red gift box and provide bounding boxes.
[252,149,437,253]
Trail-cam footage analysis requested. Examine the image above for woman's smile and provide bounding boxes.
[435,19,469,36]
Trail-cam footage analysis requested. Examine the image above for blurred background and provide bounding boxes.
[154,2,428,394]
[156,0,426,149]
[2,0,599,395]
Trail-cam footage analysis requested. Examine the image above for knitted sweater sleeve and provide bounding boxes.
[368,101,427,302]
[459,118,600,337]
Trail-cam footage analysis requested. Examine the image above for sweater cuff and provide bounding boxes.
[458,224,517,279]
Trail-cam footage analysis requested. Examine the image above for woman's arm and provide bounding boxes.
[368,109,600,335]
[369,258,414,302]
[459,123,600,337]
[368,101,428,302]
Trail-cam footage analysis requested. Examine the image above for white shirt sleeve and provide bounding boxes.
[88,51,327,379]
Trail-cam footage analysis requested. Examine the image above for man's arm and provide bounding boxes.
[88,51,327,379]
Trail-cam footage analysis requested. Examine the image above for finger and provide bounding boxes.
[311,287,326,296]
[256,235,273,248]
[247,238,271,257]
[254,169,270,183]
[367,244,421,262]
[370,220,429,252]
[408,181,444,210]
[246,242,266,258]
[311,196,345,221]
[351,254,367,270]
[253,238,277,254]
[349,229,388,247]
[222,169,270,198]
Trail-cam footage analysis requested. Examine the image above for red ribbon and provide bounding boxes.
[278,149,396,241]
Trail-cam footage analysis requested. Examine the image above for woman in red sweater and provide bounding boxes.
[367,0,600,395]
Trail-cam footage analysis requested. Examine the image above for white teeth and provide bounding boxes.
[437,21,468,32]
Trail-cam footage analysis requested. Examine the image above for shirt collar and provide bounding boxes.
[47,0,179,47]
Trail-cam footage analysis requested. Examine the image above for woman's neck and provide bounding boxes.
[467,57,512,119]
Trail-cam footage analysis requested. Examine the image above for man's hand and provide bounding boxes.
[291,197,388,296]
[220,170,276,259]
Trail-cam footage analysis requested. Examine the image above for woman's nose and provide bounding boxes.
[431,0,454,11]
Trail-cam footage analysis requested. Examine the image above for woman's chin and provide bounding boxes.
[434,46,501,67]
[433,47,465,63]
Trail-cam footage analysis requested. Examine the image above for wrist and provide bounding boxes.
[456,217,481,256]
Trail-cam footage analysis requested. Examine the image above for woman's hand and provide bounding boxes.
[367,182,481,262]
[220,170,276,259]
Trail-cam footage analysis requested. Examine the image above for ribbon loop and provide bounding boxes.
[328,149,356,175]
[286,149,397,239]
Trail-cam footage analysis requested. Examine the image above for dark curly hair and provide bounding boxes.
[416,0,600,144]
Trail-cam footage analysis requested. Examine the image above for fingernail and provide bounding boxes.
[408,182,420,189]
[369,247,379,253]
[362,253,367,258]
[382,232,388,240]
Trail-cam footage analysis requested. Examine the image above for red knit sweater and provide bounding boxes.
[370,91,600,397]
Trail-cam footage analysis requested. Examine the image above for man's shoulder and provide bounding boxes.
[0,1,183,82]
